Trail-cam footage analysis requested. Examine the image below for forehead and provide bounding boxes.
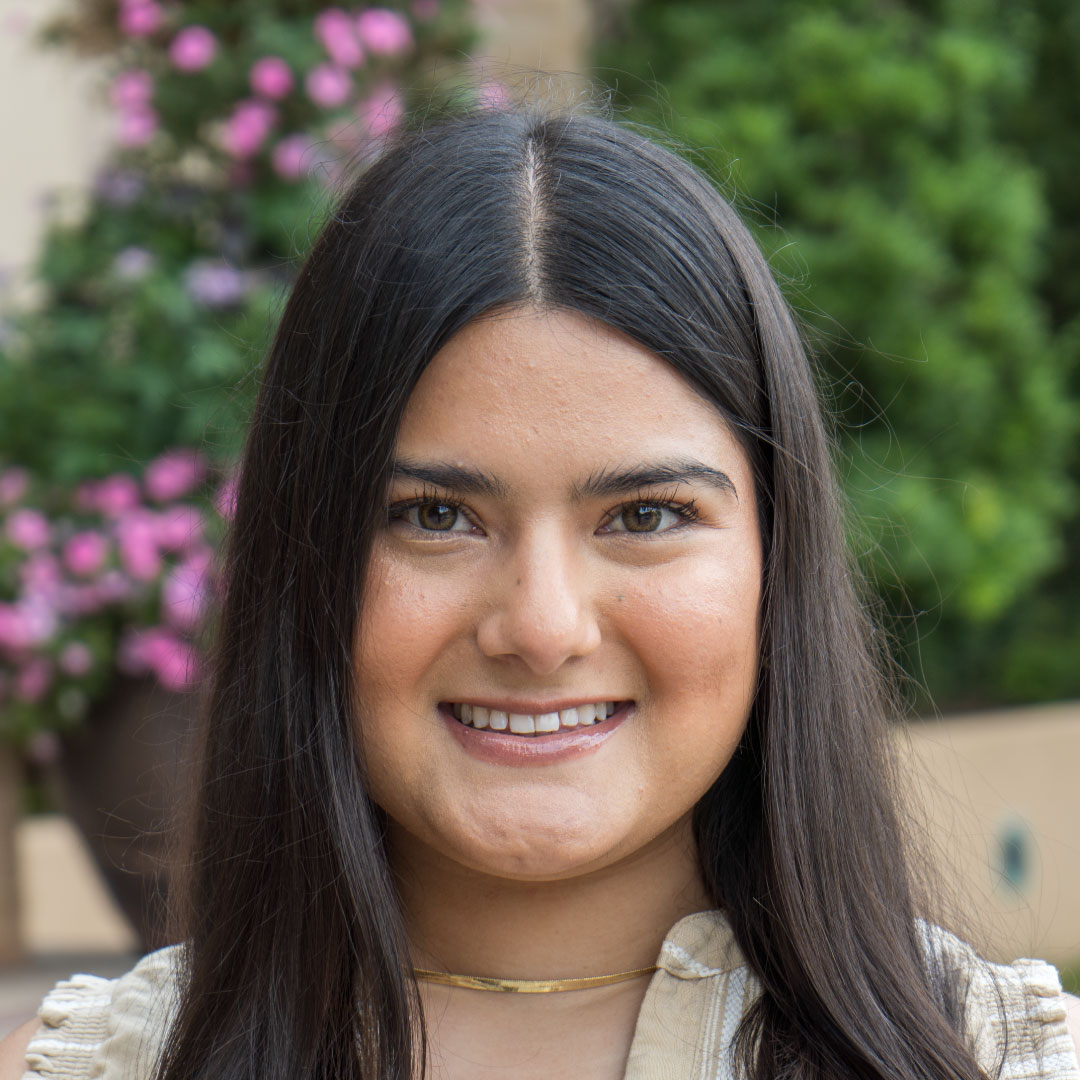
[395,307,748,487]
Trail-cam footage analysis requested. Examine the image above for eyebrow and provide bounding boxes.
[573,461,738,501]
[392,458,737,500]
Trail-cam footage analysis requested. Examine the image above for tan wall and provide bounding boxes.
[0,0,110,306]
[901,703,1080,966]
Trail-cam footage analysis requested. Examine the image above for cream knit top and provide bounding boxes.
[20,911,1080,1079]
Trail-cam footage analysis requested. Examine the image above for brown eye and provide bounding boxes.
[416,502,460,530]
[620,504,665,532]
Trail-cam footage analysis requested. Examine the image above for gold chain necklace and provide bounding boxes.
[412,965,658,994]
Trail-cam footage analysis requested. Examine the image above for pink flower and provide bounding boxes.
[359,82,404,136]
[154,504,205,551]
[121,627,199,690]
[59,641,94,677]
[5,508,50,550]
[117,105,159,148]
[214,473,239,519]
[220,99,278,159]
[314,8,365,68]
[63,531,110,576]
[21,553,61,596]
[355,9,413,55]
[25,731,61,767]
[115,510,161,581]
[169,25,218,72]
[0,604,32,652]
[110,69,154,109]
[412,0,439,20]
[250,56,294,99]
[272,134,314,180]
[14,657,52,703]
[306,63,353,108]
[144,449,207,502]
[118,1,163,38]
[477,80,510,109]
[0,467,29,507]
[93,473,141,516]
[161,547,213,631]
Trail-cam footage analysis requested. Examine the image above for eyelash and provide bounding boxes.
[386,486,702,536]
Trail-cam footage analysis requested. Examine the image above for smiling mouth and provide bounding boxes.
[445,701,629,736]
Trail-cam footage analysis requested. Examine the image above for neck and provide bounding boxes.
[390,815,712,981]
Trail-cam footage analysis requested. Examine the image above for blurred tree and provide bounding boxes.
[597,0,1079,710]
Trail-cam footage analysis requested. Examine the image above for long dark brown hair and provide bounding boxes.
[158,104,995,1080]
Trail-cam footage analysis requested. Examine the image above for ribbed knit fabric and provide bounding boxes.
[21,912,1080,1079]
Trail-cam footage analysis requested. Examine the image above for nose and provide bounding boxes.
[475,530,602,676]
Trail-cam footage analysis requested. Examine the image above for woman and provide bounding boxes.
[3,104,1078,1080]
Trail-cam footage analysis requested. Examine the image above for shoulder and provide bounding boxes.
[0,946,182,1080]
[924,925,1080,1078]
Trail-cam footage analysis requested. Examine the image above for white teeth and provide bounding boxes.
[450,702,621,733]
[508,713,535,734]
[535,712,560,733]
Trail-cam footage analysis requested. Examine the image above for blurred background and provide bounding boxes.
[0,0,1077,1029]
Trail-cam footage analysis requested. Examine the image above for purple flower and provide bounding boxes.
[169,25,218,71]
[355,9,413,56]
[314,9,366,69]
[0,604,32,652]
[161,547,213,631]
[250,56,294,100]
[118,0,163,38]
[110,69,154,109]
[112,245,155,282]
[0,467,29,507]
[412,0,439,20]
[5,508,51,550]
[184,260,249,308]
[306,63,353,108]
[59,641,94,677]
[219,99,278,159]
[144,449,206,502]
[116,105,159,148]
[63,531,110,576]
[94,168,145,207]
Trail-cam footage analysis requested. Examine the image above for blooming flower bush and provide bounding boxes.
[0,455,232,741]
[0,2,480,739]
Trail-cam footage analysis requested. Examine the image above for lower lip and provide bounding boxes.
[441,703,632,766]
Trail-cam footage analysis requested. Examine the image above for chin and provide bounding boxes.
[450,816,626,883]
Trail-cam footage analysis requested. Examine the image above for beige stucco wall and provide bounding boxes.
[0,0,110,306]
[902,702,1080,966]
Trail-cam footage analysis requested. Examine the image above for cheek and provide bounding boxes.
[356,545,469,685]
[620,551,762,707]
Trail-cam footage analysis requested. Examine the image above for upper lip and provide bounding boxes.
[442,697,630,714]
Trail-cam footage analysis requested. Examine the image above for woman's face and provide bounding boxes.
[354,306,762,882]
